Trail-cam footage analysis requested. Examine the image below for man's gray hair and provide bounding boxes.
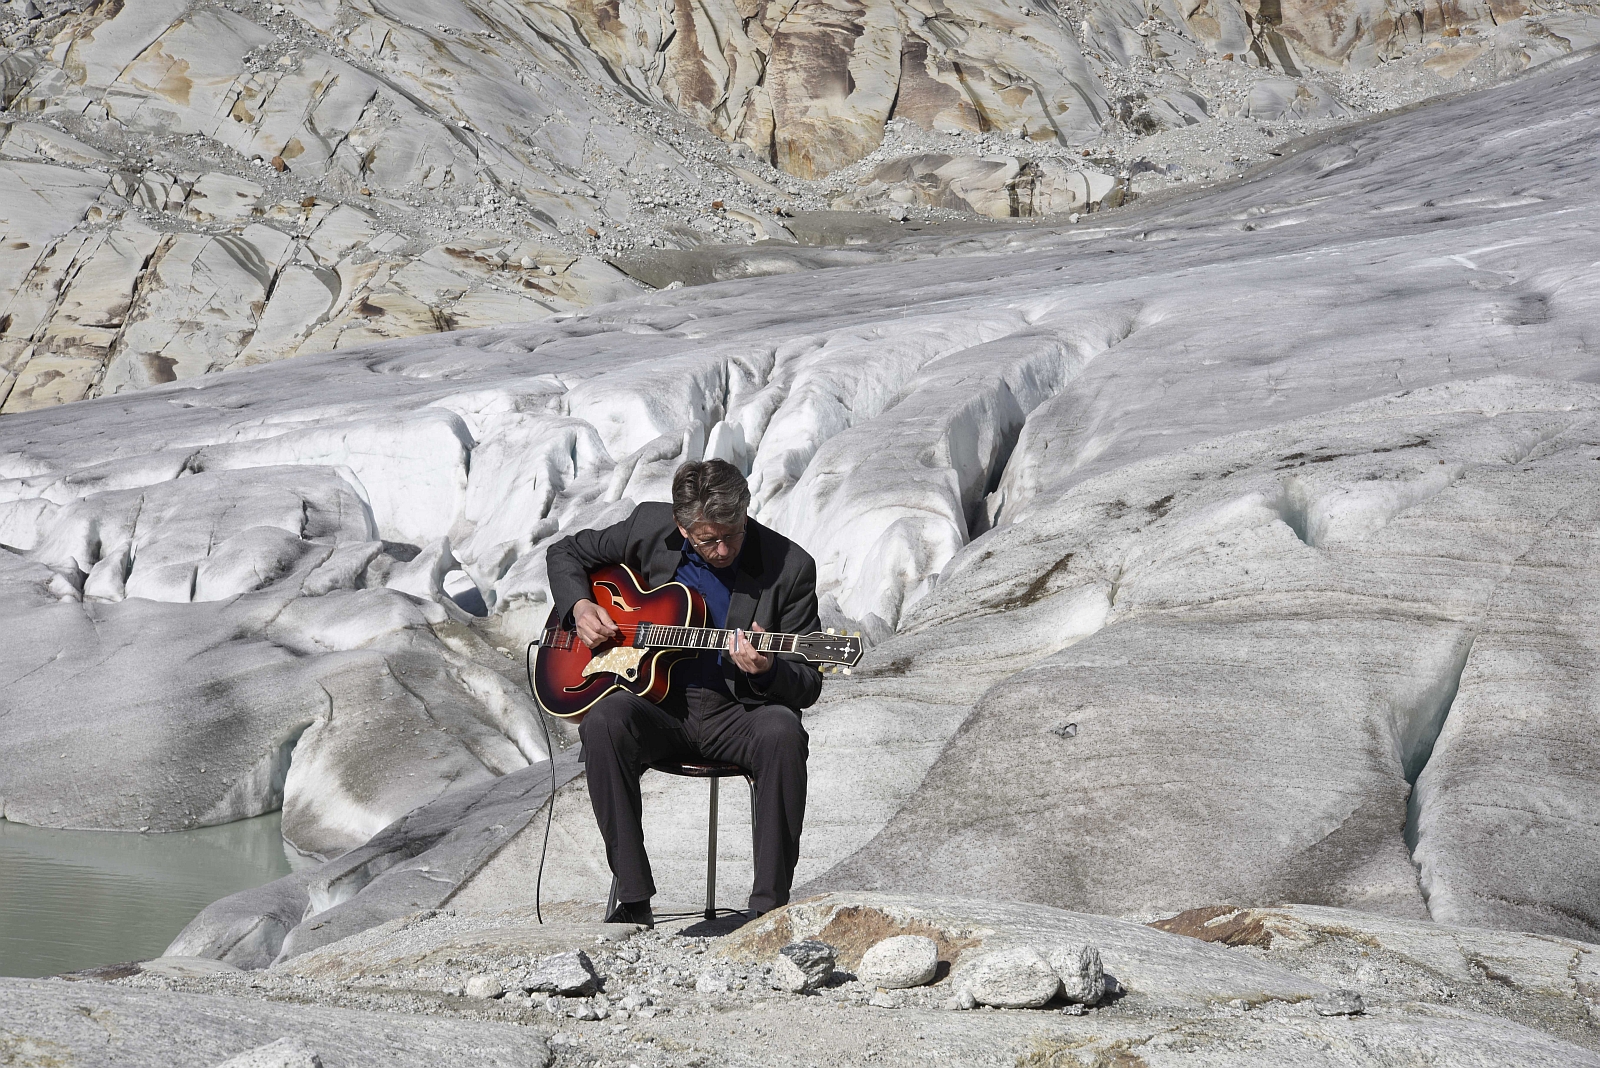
[672,459,750,529]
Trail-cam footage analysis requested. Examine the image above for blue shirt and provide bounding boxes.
[674,547,737,695]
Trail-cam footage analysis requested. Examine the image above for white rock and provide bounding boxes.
[945,987,977,1010]
[694,969,732,994]
[465,975,504,999]
[959,947,1061,1009]
[857,935,939,989]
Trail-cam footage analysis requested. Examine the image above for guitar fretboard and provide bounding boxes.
[636,623,798,653]
[538,624,798,653]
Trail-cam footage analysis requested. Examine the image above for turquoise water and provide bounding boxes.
[0,812,298,978]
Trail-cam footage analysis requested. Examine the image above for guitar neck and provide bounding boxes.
[633,623,798,654]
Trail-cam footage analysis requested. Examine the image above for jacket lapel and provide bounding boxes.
[725,524,765,632]
[648,524,686,589]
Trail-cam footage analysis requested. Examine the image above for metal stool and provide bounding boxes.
[606,759,757,922]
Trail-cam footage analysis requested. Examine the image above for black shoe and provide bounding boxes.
[605,900,655,928]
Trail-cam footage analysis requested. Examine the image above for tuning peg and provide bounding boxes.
[826,627,836,634]
[842,666,852,675]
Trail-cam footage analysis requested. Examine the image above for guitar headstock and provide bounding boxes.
[795,628,863,673]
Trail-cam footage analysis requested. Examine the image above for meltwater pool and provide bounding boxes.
[0,812,300,978]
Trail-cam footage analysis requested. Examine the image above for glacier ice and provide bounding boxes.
[6,52,1600,942]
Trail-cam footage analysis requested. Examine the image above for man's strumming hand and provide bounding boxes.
[728,622,774,675]
[573,598,620,649]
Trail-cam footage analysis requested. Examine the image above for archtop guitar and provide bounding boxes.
[531,563,863,720]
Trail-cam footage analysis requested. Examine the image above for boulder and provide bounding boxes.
[770,940,836,993]
[857,935,939,989]
[1050,944,1105,1006]
[525,951,600,996]
[464,975,504,999]
[957,946,1061,1009]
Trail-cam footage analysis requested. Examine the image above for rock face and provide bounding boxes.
[833,154,1124,219]
[857,934,940,989]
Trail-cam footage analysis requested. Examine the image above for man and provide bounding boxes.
[546,459,823,927]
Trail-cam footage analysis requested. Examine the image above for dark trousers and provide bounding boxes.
[578,685,809,913]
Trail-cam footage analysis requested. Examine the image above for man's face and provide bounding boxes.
[680,516,747,568]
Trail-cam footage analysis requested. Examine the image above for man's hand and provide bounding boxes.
[573,598,620,649]
[728,622,774,675]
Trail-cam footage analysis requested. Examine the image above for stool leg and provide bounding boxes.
[746,776,758,909]
[606,876,618,921]
[706,777,720,922]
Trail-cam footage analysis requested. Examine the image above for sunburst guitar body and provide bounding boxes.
[531,563,863,720]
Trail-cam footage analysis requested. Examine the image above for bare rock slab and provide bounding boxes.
[0,978,550,1068]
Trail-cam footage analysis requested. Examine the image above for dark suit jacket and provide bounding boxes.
[546,502,824,712]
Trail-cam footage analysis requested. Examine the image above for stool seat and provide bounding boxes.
[650,759,750,778]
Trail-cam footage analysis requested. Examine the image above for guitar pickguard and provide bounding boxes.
[581,645,648,681]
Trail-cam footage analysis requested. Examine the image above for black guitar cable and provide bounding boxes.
[526,638,556,925]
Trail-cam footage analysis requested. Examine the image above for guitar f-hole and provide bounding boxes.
[594,580,643,612]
